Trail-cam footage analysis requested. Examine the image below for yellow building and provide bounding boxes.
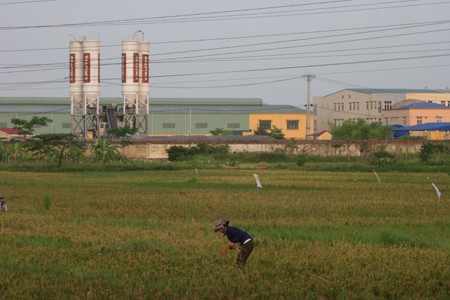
[247,112,313,139]
[0,128,20,139]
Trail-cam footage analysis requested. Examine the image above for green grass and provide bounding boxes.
[0,169,449,299]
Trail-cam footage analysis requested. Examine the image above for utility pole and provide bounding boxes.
[302,74,315,139]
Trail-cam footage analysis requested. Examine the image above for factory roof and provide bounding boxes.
[0,97,306,114]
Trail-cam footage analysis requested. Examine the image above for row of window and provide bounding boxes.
[162,123,241,129]
[334,101,392,111]
[384,116,444,126]
[161,120,301,130]
[2,121,302,131]
[259,120,299,130]
[333,118,382,126]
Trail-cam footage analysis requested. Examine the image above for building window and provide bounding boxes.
[436,116,443,123]
[416,117,423,125]
[287,120,299,130]
[441,101,446,105]
[62,123,71,129]
[334,119,344,126]
[448,101,450,106]
[259,120,272,130]
[402,117,407,126]
[227,123,240,129]
[384,101,392,110]
[195,123,208,128]
[162,123,175,129]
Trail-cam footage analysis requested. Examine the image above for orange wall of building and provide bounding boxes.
[384,108,450,126]
[247,113,312,139]
[405,93,450,102]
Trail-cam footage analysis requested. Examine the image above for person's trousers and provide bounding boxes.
[237,239,254,266]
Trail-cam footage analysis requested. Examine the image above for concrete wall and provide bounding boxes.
[122,140,426,160]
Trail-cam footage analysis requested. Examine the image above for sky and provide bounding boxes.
[0,0,450,108]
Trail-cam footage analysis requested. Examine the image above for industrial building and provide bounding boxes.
[314,89,450,132]
[0,97,310,139]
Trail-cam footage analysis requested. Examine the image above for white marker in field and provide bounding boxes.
[431,183,441,199]
[253,174,262,189]
[373,169,381,184]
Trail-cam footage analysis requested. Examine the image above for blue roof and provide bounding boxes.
[400,103,449,109]
[394,122,450,131]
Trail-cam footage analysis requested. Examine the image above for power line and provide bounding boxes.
[0,0,352,30]
[0,0,448,30]
[0,0,55,6]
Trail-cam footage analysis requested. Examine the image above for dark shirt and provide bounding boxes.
[225,226,252,244]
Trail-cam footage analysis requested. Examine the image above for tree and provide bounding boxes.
[90,138,123,163]
[330,119,393,140]
[11,116,53,137]
[27,133,86,167]
[254,125,285,139]
[210,128,232,136]
[107,126,138,146]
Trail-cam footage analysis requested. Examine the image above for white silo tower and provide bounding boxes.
[122,31,149,134]
[69,38,101,139]
[122,39,140,109]
[82,40,100,108]
[69,40,83,108]
[139,40,150,107]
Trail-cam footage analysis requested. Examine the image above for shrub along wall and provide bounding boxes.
[122,139,427,160]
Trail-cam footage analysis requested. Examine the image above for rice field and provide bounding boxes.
[0,169,449,299]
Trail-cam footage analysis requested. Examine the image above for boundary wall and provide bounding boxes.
[122,140,426,160]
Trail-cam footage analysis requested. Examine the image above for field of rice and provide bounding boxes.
[0,169,449,299]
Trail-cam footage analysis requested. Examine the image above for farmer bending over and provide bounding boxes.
[214,219,254,267]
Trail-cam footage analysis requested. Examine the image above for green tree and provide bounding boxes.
[107,126,138,144]
[107,126,138,156]
[90,138,122,163]
[254,125,285,139]
[27,133,86,166]
[11,116,53,137]
[330,119,393,140]
[210,128,232,136]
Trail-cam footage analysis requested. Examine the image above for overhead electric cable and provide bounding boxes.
[0,0,447,30]
[0,0,55,5]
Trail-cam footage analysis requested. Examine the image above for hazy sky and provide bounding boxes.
[1,0,449,107]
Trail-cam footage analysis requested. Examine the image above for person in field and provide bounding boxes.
[214,219,254,267]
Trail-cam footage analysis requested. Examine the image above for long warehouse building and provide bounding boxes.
[0,97,311,139]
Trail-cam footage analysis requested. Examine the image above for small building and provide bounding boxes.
[308,130,332,140]
[0,128,20,139]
